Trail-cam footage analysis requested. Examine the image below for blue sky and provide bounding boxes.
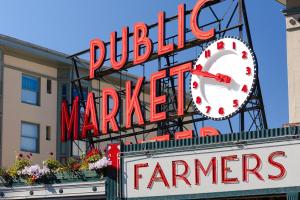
[0,0,287,131]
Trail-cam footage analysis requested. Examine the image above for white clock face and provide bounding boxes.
[190,37,257,120]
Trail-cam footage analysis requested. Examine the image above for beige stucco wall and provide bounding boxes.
[1,55,57,167]
[285,3,300,123]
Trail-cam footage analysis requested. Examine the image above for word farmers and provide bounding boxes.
[133,151,286,190]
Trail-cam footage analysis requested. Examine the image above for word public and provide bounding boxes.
[89,0,216,79]
[61,0,216,142]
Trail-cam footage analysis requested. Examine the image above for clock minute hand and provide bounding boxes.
[191,69,231,84]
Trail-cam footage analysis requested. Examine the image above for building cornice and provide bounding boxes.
[283,6,300,16]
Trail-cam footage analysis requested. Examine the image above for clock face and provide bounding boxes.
[190,37,257,120]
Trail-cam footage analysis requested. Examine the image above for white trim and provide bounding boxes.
[1,180,105,199]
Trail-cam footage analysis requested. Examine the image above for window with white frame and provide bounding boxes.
[20,122,39,153]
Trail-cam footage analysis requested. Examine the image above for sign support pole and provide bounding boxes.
[287,192,299,200]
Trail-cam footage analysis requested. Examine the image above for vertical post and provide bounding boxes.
[106,143,121,200]
[165,56,184,133]
[72,58,96,148]
[157,57,163,136]
[241,0,268,130]
[72,58,86,110]
[0,49,3,166]
[287,192,299,200]
[238,0,245,132]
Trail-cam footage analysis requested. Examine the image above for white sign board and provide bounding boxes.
[122,140,300,198]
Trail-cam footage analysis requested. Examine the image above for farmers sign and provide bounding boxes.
[122,140,298,198]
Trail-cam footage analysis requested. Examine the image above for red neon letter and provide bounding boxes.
[110,27,129,70]
[61,97,79,142]
[90,39,106,79]
[172,160,191,187]
[147,163,170,188]
[170,62,192,116]
[125,77,145,128]
[200,126,220,137]
[268,151,286,180]
[148,135,170,142]
[102,88,119,134]
[190,0,215,40]
[134,163,149,190]
[178,4,186,49]
[82,93,99,139]
[133,23,153,65]
[175,130,193,140]
[150,70,166,122]
[221,155,239,184]
[195,157,217,185]
[158,11,174,55]
[242,154,264,182]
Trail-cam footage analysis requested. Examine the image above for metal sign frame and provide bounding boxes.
[66,0,268,154]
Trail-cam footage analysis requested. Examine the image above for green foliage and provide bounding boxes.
[85,148,101,163]
[86,154,100,163]
[43,158,61,171]
[1,150,108,187]
[0,167,14,186]
[0,167,5,176]
[65,157,81,172]
[7,155,31,178]
[79,161,89,171]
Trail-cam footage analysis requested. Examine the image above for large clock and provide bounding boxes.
[190,37,257,120]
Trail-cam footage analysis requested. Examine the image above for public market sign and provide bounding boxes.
[61,0,214,141]
[122,140,297,198]
[60,0,256,142]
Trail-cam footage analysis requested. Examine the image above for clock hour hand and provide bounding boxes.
[191,68,231,84]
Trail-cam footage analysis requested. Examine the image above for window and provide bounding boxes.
[22,74,40,105]
[21,122,39,153]
[47,79,52,94]
[46,126,51,140]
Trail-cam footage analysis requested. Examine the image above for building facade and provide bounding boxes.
[0,35,66,167]
[278,0,300,123]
